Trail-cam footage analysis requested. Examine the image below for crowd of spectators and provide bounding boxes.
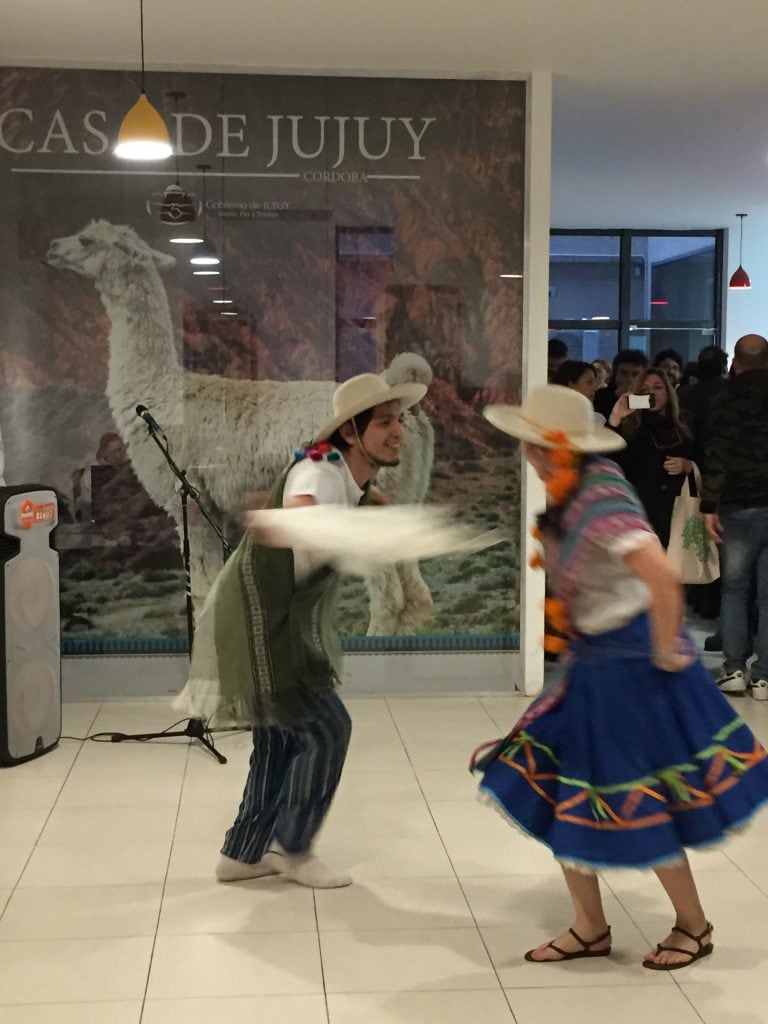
[547,334,768,700]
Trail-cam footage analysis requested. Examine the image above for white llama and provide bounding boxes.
[47,220,434,634]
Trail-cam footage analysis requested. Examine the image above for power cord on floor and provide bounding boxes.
[61,718,249,743]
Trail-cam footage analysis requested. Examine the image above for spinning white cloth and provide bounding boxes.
[244,504,506,576]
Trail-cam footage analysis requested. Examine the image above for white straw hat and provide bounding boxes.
[483,385,626,453]
[315,372,427,442]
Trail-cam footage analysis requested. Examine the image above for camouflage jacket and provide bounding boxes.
[700,369,768,514]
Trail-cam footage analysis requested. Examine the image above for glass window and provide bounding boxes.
[550,230,723,367]
[549,234,620,321]
[629,236,717,322]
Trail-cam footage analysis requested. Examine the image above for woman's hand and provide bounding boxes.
[652,647,695,673]
[663,457,692,476]
[608,393,633,428]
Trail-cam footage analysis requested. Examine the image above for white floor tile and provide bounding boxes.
[179,769,249,807]
[507,985,701,1024]
[0,1003,142,1024]
[147,932,323,998]
[3,741,81,778]
[71,739,188,775]
[142,995,329,1024]
[1,807,51,844]
[334,769,423,802]
[344,740,412,771]
[315,877,474,931]
[166,841,220,882]
[742,868,768,897]
[38,804,177,846]
[430,800,561,876]
[88,700,186,732]
[173,801,233,844]
[19,843,171,888]
[327,990,515,1024]
[0,776,63,809]
[0,884,163,939]
[416,769,479,802]
[720,809,768,870]
[322,800,438,840]
[0,936,153,1003]
[60,701,102,737]
[0,846,32,888]
[397,741,480,772]
[680,980,768,1024]
[461,873,595,931]
[321,927,499,992]
[314,832,455,880]
[55,772,183,808]
[158,878,316,935]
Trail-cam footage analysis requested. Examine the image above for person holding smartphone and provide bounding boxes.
[607,368,695,547]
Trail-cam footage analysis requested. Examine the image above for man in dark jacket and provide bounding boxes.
[594,349,648,419]
[677,345,729,467]
[701,334,768,700]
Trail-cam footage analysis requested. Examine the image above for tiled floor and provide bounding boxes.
[0,690,767,1024]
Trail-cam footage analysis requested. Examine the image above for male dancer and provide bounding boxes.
[176,371,426,888]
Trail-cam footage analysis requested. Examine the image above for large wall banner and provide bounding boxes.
[0,68,525,653]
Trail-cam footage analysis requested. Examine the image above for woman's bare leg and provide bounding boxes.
[644,857,710,967]
[527,866,611,961]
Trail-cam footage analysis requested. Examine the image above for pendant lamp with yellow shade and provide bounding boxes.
[115,0,172,161]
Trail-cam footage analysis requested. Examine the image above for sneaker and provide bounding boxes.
[750,679,768,701]
[716,668,747,694]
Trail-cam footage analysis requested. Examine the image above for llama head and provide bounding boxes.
[46,220,176,281]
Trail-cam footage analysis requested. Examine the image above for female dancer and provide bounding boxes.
[474,384,768,969]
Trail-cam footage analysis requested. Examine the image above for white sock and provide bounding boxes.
[215,853,279,883]
[270,844,352,889]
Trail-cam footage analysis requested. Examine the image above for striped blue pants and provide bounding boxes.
[221,693,352,863]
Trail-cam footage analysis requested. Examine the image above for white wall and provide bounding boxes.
[550,76,768,351]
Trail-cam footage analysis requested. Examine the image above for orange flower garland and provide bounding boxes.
[541,429,581,504]
[528,429,583,654]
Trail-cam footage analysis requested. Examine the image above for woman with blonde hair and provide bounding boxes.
[607,367,695,547]
[472,385,768,969]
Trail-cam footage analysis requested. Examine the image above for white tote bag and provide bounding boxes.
[667,466,720,585]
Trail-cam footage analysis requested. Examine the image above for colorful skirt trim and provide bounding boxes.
[476,614,768,871]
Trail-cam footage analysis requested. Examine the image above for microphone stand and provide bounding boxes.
[109,408,233,764]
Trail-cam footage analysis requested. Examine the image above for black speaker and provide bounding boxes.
[0,486,61,767]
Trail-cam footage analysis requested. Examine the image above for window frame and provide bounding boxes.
[548,228,725,352]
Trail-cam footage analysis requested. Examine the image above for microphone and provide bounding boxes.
[135,404,163,433]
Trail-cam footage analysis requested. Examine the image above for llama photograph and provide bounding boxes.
[0,67,524,651]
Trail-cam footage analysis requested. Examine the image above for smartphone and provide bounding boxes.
[628,393,656,410]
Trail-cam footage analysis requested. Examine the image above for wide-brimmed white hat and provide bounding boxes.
[483,385,626,453]
[315,372,427,442]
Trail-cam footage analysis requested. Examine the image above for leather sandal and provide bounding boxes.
[642,921,714,971]
[524,925,612,963]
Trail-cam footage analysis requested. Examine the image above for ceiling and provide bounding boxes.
[4,0,768,226]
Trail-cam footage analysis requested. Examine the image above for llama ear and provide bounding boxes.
[149,249,176,272]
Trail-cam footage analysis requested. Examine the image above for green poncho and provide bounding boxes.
[179,458,369,727]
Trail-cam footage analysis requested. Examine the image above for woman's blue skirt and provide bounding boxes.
[477,614,768,871]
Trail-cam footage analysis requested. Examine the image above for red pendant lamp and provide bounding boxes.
[729,214,751,290]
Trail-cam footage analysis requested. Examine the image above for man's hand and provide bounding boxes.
[703,512,723,544]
